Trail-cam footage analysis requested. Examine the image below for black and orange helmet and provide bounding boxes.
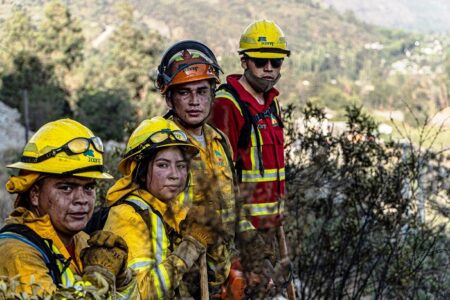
[155,40,222,94]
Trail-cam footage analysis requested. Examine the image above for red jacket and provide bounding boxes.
[211,74,285,229]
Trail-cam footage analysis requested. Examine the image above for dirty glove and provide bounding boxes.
[238,230,275,272]
[186,204,222,228]
[182,204,221,248]
[81,230,132,289]
[264,257,293,290]
[237,230,276,298]
[173,235,206,270]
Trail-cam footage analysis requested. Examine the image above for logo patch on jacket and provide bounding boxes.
[271,115,280,127]
[214,149,224,166]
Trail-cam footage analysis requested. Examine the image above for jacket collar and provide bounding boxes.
[5,207,86,274]
[226,74,279,111]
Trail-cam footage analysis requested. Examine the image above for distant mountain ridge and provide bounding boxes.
[321,0,450,33]
[0,0,396,56]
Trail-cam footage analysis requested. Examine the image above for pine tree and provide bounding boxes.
[37,0,85,71]
[0,8,37,73]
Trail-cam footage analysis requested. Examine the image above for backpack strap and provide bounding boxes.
[0,224,66,286]
[120,197,180,251]
[216,83,265,176]
[117,197,152,232]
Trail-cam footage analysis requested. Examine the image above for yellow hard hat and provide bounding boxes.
[119,116,199,174]
[7,119,112,179]
[238,20,291,59]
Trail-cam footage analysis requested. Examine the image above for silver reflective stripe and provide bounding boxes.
[239,220,255,232]
[241,168,285,182]
[125,197,150,210]
[219,208,236,223]
[243,200,285,217]
[152,212,169,294]
[155,264,169,294]
[129,259,153,271]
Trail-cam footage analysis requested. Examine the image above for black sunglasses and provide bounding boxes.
[249,57,284,68]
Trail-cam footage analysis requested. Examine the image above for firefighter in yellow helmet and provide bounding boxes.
[211,20,294,298]
[155,40,240,298]
[0,119,139,298]
[104,116,220,299]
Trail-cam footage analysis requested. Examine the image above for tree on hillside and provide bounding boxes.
[284,103,450,299]
[76,89,136,142]
[37,0,85,71]
[0,9,38,73]
[99,1,163,119]
[35,0,85,98]
[0,53,71,131]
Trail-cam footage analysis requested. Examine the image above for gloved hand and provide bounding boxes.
[185,222,216,247]
[237,230,277,298]
[81,230,131,288]
[182,204,222,248]
[264,257,293,289]
[238,230,275,271]
[185,204,221,228]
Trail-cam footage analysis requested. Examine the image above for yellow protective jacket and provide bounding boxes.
[173,120,237,286]
[0,207,139,299]
[104,188,192,300]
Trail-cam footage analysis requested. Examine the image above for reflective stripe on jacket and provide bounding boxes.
[0,207,139,298]
[103,194,189,299]
[0,208,86,294]
[212,74,285,229]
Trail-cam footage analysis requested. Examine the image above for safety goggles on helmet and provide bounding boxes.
[124,129,188,158]
[249,57,284,68]
[21,136,104,163]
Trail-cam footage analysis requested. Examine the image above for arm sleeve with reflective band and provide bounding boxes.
[0,237,57,295]
[115,271,141,300]
[212,97,257,233]
[104,203,192,299]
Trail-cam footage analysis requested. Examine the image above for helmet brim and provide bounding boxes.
[243,51,288,59]
[7,161,114,179]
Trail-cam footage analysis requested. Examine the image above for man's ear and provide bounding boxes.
[29,185,40,207]
[241,57,248,70]
[165,95,173,109]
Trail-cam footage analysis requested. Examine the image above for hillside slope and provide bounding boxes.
[321,0,450,33]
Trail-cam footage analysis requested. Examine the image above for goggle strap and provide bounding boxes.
[20,137,103,164]
[21,150,58,163]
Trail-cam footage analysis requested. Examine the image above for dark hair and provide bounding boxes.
[14,176,46,209]
[132,146,192,189]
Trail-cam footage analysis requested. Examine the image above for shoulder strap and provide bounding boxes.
[0,224,63,286]
[118,198,152,232]
[120,197,179,251]
[270,97,284,128]
[217,83,253,150]
[217,83,266,176]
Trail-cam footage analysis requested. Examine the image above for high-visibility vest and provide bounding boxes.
[214,80,285,229]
